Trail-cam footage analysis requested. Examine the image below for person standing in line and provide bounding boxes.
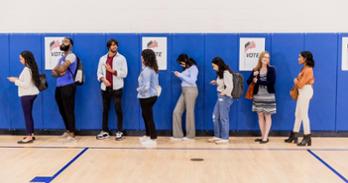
[171,54,199,141]
[208,57,234,145]
[52,37,78,142]
[8,51,40,144]
[246,51,277,144]
[285,51,315,146]
[96,39,128,141]
[137,49,160,148]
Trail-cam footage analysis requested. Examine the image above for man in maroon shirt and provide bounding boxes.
[97,39,128,140]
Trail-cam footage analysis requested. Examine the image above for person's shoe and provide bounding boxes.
[208,137,221,143]
[115,131,124,141]
[259,139,269,144]
[139,136,150,143]
[284,131,299,143]
[61,131,70,138]
[215,139,229,144]
[183,137,195,141]
[170,137,183,141]
[141,139,157,148]
[298,134,312,146]
[96,131,110,140]
[17,137,34,144]
[66,135,77,142]
[254,138,262,142]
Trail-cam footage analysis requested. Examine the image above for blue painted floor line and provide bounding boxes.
[31,147,88,183]
[307,150,348,183]
[1,146,345,182]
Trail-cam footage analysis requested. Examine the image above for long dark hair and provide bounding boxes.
[141,49,159,73]
[211,57,232,79]
[300,51,315,68]
[20,51,40,88]
[177,54,197,69]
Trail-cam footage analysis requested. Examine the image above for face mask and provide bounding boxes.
[60,44,70,51]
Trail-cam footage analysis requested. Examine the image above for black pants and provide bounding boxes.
[20,95,37,135]
[101,87,123,132]
[139,96,158,139]
[55,84,76,133]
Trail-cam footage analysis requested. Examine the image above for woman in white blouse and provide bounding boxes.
[8,51,40,144]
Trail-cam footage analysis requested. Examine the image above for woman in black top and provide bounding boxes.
[247,51,276,144]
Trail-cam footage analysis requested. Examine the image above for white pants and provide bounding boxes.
[293,85,313,134]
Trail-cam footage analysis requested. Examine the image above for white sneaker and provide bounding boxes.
[115,131,124,141]
[141,139,157,148]
[96,131,110,140]
[182,137,195,141]
[61,131,70,138]
[66,135,77,143]
[139,136,150,143]
[215,139,229,144]
[208,137,221,143]
[170,137,183,141]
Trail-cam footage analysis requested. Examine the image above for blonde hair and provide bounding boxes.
[253,51,270,71]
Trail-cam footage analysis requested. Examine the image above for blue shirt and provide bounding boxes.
[177,65,198,87]
[137,67,159,98]
[56,52,77,87]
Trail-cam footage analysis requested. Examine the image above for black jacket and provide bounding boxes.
[247,66,276,94]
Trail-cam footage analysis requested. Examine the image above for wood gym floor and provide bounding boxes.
[0,136,347,183]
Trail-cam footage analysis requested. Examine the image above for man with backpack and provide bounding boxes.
[52,37,78,141]
[96,39,128,141]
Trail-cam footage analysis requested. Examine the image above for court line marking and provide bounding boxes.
[31,147,88,183]
[307,150,348,183]
[1,146,345,182]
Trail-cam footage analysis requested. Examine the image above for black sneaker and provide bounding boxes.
[96,131,110,140]
[115,131,124,141]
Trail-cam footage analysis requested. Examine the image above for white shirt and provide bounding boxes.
[97,52,128,91]
[216,70,233,97]
[15,67,39,97]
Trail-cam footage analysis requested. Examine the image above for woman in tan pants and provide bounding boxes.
[285,51,315,146]
[171,54,199,141]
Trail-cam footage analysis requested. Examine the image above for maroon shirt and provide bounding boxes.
[106,55,114,88]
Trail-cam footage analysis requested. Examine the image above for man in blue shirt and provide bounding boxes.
[52,37,78,141]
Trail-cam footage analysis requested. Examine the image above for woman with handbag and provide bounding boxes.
[8,51,40,144]
[246,51,276,144]
[285,51,315,146]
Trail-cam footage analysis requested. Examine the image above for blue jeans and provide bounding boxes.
[212,95,233,140]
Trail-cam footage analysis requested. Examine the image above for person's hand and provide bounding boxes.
[103,78,111,87]
[51,70,58,77]
[7,77,17,83]
[105,64,114,74]
[220,92,226,96]
[174,71,180,77]
[210,80,217,85]
[253,71,259,76]
[253,78,258,83]
[52,70,65,77]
